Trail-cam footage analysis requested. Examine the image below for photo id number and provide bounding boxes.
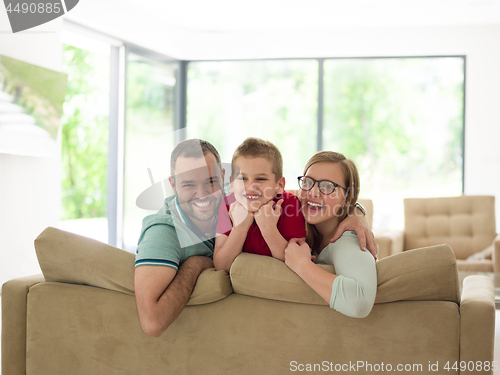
[6,3,62,14]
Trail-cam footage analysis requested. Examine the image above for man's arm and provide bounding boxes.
[134,256,213,337]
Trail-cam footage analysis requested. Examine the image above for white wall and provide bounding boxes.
[0,9,63,287]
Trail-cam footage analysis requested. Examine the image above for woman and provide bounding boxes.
[284,151,377,318]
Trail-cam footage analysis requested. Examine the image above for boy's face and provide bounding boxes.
[231,156,285,213]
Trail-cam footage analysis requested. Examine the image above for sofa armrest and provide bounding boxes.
[2,274,45,375]
[492,234,500,273]
[374,229,404,259]
[459,275,495,370]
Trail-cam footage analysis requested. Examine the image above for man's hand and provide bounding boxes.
[254,199,283,229]
[330,211,377,260]
[284,238,314,274]
[134,255,214,337]
[229,201,254,229]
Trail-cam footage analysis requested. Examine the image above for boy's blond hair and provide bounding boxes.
[231,137,283,181]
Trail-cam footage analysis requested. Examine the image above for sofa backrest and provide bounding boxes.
[35,227,460,308]
[230,244,460,305]
[34,227,232,305]
[404,195,496,259]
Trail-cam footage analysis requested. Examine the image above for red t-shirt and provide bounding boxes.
[216,191,306,256]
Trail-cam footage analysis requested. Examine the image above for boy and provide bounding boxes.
[213,137,306,272]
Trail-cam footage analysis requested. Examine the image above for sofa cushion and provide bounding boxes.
[375,244,460,303]
[230,253,333,305]
[34,227,232,305]
[230,243,460,305]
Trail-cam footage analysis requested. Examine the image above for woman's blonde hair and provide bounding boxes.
[303,151,360,251]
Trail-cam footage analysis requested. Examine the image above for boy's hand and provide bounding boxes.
[284,238,313,274]
[229,201,254,230]
[330,212,377,260]
[254,199,283,229]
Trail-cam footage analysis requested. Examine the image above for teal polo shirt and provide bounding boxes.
[135,195,215,270]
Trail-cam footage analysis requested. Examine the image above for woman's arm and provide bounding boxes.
[324,232,377,317]
[285,234,377,318]
[284,242,338,303]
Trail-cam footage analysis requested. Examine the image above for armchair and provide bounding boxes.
[377,195,500,272]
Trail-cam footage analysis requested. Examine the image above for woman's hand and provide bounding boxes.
[229,201,254,230]
[284,238,314,274]
[329,211,377,260]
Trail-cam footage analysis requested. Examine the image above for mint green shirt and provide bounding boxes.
[314,231,377,318]
[135,195,214,270]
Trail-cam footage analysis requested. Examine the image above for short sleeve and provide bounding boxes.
[277,193,306,240]
[135,223,181,270]
[216,194,234,236]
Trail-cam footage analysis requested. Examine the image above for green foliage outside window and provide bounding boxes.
[61,45,109,220]
[186,57,464,229]
[187,60,318,183]
[324,58,463,192]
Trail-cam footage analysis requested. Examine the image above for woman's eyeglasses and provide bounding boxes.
[297,176,347,195]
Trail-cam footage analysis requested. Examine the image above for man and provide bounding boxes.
[134,139,225,337]
[134,138,377,337]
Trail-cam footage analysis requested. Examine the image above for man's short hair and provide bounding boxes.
[231,137,283,180]
[170,138,221,177]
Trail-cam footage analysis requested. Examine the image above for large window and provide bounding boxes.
[60,22,465,245]
[187,57,465,230]
[61,24,179,249]
[323,57,464,229]
[187,60,318,186]
[60,35,110,242]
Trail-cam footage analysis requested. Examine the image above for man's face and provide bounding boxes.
[169,152,224,225]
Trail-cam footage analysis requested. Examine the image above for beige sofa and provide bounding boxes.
[2,227,496,375]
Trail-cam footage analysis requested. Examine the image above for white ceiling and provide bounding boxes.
[65,0,500,59]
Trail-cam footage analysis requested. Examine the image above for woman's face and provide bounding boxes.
[299,162,347,227]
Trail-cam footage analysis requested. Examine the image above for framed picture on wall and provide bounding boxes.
[0,55,67,157]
